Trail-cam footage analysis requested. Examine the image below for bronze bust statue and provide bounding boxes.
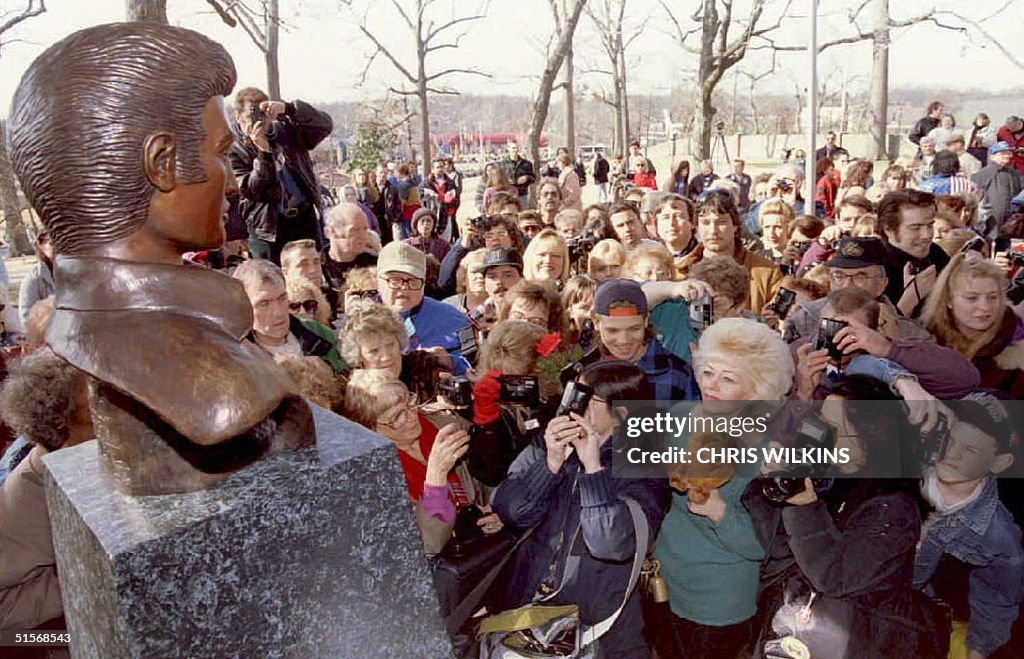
[8,23,314,495]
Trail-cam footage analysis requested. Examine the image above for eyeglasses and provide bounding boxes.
[289,299,319,314]
[382,276,424,291]
[377,393,419,429]
[829,271,880,285]
[484,229,510,240]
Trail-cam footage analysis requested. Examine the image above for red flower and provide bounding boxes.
[535,333,561,358]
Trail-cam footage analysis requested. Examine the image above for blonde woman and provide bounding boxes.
[654,318,793,659]
[623,243,677,282]
[587,238,626,282]
[921,253,1024,397]
[285,277,332,326]
[522,228,570,285]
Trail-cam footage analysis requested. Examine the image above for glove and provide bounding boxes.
[473,370,502,424]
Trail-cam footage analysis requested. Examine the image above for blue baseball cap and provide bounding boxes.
[989,141,1013,156]
[594,279,648,317]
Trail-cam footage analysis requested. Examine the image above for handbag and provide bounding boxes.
[476,497,649,658]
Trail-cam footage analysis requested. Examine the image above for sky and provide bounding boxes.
[1,0,1022,119]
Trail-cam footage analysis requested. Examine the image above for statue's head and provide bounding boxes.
[9,23,237,259]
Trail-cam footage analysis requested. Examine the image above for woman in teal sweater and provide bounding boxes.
[653,318,795,659]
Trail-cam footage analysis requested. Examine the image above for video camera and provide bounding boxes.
[437,376,474,408]
[566,232,599,262]
[768,287,797,320]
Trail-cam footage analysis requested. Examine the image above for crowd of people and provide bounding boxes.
[3,87,1024,659]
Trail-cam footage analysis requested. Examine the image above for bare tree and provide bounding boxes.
[587,0,646,156]
[661,0,794,161]
[0,0,47,254]
[345,0,489,177]
[528,0,589,184]
[757,0,1016,161]
[207,0,283,99]
[126,0,166,22]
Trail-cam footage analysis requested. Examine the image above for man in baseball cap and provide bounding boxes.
[580,279,697,404]
[996,115,1024,175]
[972,141,1024,238]
[786,236,932,343]
[377,240,471,374]
[477,247,523,306]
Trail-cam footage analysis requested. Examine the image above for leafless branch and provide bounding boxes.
[0,0,46,38]
[389,0,415,29]
[424,67,491,82]
[658,0,702,54]
[388,87,419,96]
[203,0,238,27]
[359,25,416,83]
[425,12,488,44]
[936,8,1024,71]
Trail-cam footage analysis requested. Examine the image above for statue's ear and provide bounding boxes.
[142,132,177,193]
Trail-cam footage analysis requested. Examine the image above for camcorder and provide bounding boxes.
[762,416,836,503]
[815,318,849,362]
[556,381,593,418]
[768,287,797,319]
[438,375,473,408]
[690,295,714,333]
[498,375,541,408]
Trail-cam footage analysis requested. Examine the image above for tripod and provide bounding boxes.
[710,128,731,165]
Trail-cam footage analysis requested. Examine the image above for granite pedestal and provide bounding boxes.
[42,404,453,658]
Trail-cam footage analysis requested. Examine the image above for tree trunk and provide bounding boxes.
[527,0,587,192]
[693,0,717,160]
[126,0,167,22]
[694,90,714,161]
[619,48,631,151]
[265,0,281,99]
[565,46,576,155]
[868,0,890,161]
[417,13,432,181]
[0,121,28,255]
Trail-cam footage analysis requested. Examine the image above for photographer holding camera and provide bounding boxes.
[230,87,334,264]
[437,214,522,296]
[468,320,564,487]
[741,376,946,659]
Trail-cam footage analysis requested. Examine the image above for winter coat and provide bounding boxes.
[500,156,537,198]
[559,168,584,211]
[744,479,945,659]
[593,155,611,184]
[229,100,333,243]
[492,436,670,658]
[882,241,951,319]
[0,447,63,629]
[909,116,940,147]
[973,165,1024,236]
[971,309,1024,399]
[996,125,1024,175]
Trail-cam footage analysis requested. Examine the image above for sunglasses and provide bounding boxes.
[289,300,319,314]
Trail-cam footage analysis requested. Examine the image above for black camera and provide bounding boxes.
[499,375,541,407]
[790,239,812,257]
[919,412,951,465]
[715,121,726,135]
[249,103,266,128]
[556,381,593,417]
[762,416,836,503]
[470,215,489,230]
[438,376,473,408]
[468,302,497,330]
[768,287,798,319]
[815,318,849,361]
[567,232,599,261]
[446,504,486,557]
[959,236,986,254]
[776,178,793,193]
[690,294,713,333]
[1007,250,1024,267]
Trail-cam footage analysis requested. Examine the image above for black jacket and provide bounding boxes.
[883,241,950,318]
[743,479,945,659]
[500,156,536,197]
[593,156,610,184]
[909,116,940,146]
[230,100,333,243]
